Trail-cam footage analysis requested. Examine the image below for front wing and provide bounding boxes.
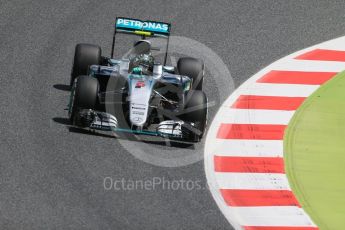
[74,109,196,139]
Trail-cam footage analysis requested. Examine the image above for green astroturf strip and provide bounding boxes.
[284,71,345,230]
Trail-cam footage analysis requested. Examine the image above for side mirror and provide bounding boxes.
[153,64,163,75]
[163,66,175,74]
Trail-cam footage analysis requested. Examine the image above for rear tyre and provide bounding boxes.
[68,75,99,125]
[180,90,207,142]
[177,57,204,90]
[70,44,101,86]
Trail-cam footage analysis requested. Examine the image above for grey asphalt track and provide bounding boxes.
[1,0,345,229]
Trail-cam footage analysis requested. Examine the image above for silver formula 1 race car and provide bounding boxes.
[68,17,207,142]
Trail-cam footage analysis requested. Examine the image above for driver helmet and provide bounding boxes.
[129,53,154,75]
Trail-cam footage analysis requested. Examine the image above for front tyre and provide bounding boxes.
[68,75,99,125]
[70,44,101,86]
[180,90,208,142]
[177,57,204,90]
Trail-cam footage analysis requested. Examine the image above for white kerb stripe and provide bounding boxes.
[214,172,291,190]
[239,83,319,97]
[272,59,345,72]
[209,139,283,157]
[225,206,317,227]
[213,109,295,125]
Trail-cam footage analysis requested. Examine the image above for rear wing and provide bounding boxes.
[111,17,171,65]
[115,17,171,37]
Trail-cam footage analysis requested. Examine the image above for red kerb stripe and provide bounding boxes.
[217,124,286,140]
[231,95,305,110]
[220,189,300,207]
[214,156,285,173]
[295,49,345,62]
[257,70,336,85]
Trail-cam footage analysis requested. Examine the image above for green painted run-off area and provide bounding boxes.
[285,71,345,229]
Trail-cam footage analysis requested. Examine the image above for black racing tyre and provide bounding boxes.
[177,57,204,90]
[180,90,208,142]
[68,75,99,124]
[70,44,101,86]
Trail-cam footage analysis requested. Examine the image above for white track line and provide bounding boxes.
[315,42,345,51]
